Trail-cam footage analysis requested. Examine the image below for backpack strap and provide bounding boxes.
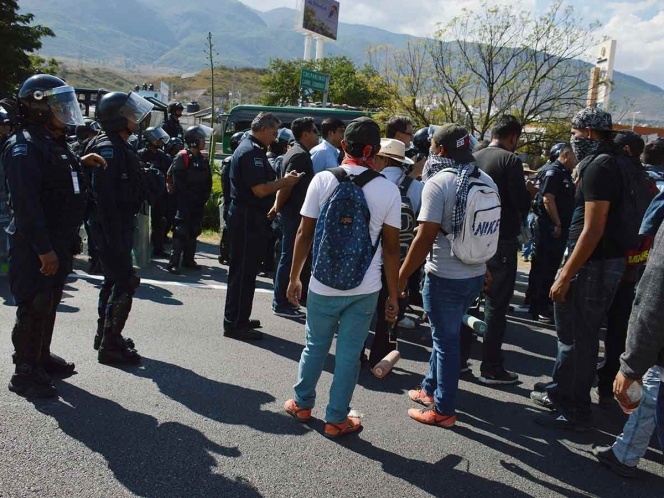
[353,168,382,188]
[398,175,414,196]
[177,149,191,169]
[328,167,348,183]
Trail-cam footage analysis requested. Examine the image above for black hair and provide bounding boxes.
[642,138,664,166]
[386,115,413,139]
[321,117,345,139]
[345,142,379,159]
[559,143,574,157]
[291,116,315,142]
[491,115,522,139]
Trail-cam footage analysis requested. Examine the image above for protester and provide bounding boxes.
[284,117,401,438]
[223,112,301,341]
[310,117,344,174]
[399,124,499,427]
[474,115,533,386]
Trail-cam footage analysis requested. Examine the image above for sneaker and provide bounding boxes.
[324,416,362,439]
[284,399,312,422]
[167,265,180,275]
[397,316,416,329]
[593,446,637,478]
[408,387,434,406]
[530,391,556,410]
[408,405,456,428]
[460,362,472,375]
[533,411,591,432]
[534,381,551,392]
[223,327,263,341]
[273,306,306,319]
[478,368,519,386]
[536,313,554,325]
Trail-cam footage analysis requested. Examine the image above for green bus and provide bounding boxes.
[221,105,373,154]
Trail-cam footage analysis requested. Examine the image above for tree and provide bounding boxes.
[0,0,55,96]
[260,56,390,109]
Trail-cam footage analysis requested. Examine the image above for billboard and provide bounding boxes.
[301,0,340,41]
[593,40,616,110]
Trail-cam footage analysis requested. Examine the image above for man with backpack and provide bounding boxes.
[166,125,213,274]
[366,138,422,366]
[283,117,402,438]
[399,124,500,427]
[533,107,630,431]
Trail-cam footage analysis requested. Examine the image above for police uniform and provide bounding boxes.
[224,135,276,329]
[85,131,143,359]
[162,116,184,141]
[529,160,576,316]
[138,146,172,256]
[3,125,87,375]
[218,155,232,264]
[168,149,212,269]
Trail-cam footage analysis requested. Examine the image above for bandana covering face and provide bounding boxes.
[422,154,456,182]
[570,136,603,161]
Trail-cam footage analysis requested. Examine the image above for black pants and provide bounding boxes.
[224,205,269,327]
[596,279,637,396]
[151,195,168,255]
[367,269,407,368]
[169,210,203,268]
[528,219,567,316]
[481,238,519,375]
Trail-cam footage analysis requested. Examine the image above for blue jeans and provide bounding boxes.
[547,257,625,421]
[293,290,379,423]
[273,213,300,310]
[612,366,662,467]
[422,273,484,416]
[658,378,664,450]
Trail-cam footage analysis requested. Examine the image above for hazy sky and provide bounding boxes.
[241,0,664,89]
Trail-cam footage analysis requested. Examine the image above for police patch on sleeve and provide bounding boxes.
[12,144,27,157]
[254,158,264,168]
[545,170,556,177]
[99,148,114,159]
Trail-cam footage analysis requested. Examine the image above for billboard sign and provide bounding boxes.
[300,68,330,92]
[594,39,616,110]
[301,0,340,41]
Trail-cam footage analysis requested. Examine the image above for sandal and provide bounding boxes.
[324,416,362,439]
[284,398,312,422]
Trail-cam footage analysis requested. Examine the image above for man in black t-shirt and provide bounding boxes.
[532,107,625,431]
[270,117,318,317]
[474,115,535,386]
[528,143,577,322]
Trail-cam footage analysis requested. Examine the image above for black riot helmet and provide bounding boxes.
[0,106,11,125]
[75,118,100,141]
[230,131,245,152]
[167,137,184,156]
[97,91,154,134]
[412,126,430,155]
[17,74,85,128]
[168,102,184,116]
[144,126,170,147]
[549,142,566,163]
[184,124,213,149]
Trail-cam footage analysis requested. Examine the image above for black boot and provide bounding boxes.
[182,237,200,270]
[98,292,141,365]
[167,236,185,274]
[40,288,76,376]
[8,363,57,398]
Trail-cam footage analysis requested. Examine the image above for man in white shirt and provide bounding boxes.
[310,117,345,174]
[284,117,402,439]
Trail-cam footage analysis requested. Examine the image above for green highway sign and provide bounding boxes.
[300,69,329,92]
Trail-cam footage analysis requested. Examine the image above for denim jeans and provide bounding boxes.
[273,212,300,310]
[482,238,519,375]
[293,290,379,423]
[421,273,484,416]
[612,366,662,467]
[547,257,625,421]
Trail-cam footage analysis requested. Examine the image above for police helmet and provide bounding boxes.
[168,102,184,115]
[144,126,170,147]
[97,91,154,133]
[549,142,565,162]
[276,127,294,145]
[230,131,244,152]
[75,118,100,141]
[412,127,430,155]
[17,74,85,128]
[167,137,184,155]
[184,125,213,148]
[0,106,10,125]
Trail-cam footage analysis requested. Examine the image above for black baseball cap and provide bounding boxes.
[614,130,645,157]
[432,124,475,163]
[344,117,381,147]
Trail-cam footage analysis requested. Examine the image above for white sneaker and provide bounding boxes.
[397,316,416,329]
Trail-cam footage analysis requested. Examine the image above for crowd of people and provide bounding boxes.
[1,73,664,477]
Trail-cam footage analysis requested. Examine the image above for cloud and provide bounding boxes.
[247,0,663,87]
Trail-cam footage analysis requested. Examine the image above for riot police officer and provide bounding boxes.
[86,91,154,365]
[162,102,184,141]
[167,125,213,274]
[3,75,106,397]
[223,112,301,340]
[219,131,244,264]
[138,126,172,257]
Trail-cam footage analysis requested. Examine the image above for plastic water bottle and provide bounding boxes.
[621,382,643,414]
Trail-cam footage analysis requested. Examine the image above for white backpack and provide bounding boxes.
[441,167,501,264]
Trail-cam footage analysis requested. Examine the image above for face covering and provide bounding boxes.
[570,136,603,161]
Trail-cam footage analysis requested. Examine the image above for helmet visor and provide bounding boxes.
[43,86,85,127]
[150,127,170,145]
[197,125,214,138]
[119,92,154,124]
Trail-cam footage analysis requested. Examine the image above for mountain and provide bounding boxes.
[20,0,664,123]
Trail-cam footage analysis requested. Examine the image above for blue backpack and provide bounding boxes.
[312,167,382,290]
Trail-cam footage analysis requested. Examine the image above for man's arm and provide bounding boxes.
[550,200,609,302]
[398,221,439,291]
[250,172,300,198]
[382,225,401,322]
[542,193,562,236]
[287,216,316,306]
